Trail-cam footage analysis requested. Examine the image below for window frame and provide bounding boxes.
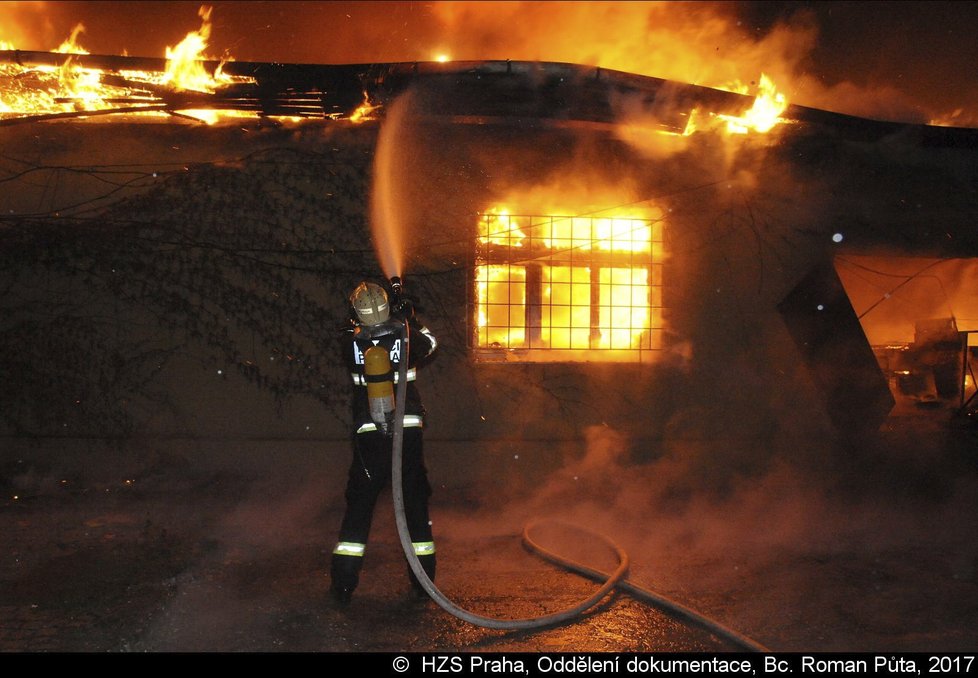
[472,212,663,363]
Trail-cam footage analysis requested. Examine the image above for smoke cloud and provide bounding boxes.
[431,2,814,95]
[838,256,978,344]
[427,1,974,126]
[0,1,55,47]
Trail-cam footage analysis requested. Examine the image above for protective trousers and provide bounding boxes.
[331,427,435,593]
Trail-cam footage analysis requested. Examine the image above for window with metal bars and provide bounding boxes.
[473,211,663,362]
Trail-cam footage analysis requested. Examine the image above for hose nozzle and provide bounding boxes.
[389,276,403,304]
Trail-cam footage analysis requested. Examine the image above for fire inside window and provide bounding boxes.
[475,210,663,362]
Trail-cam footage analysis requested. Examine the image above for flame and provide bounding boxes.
[718,73,789,134]
[476,264,527,348]
[477,205,662,356]
[1,24,98,117]
[681,108,700,136]
[55,24,88,55]
[928,108,978,128]
[430,3,916,124]
[174,108,255,124]
[51,24,108,111]
[481,209,660,255]
[620,74,790,151]
[349,93,382,123]
[479,209,527,247]
[2,4,794,132]
[541,265,592,349]
[0,5,258,124]
[161,6,232,93]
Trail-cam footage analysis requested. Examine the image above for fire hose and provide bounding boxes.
[390,318,768,650]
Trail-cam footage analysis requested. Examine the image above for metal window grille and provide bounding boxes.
[474,212,663,362]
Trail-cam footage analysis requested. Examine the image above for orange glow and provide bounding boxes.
[628,74,789,142]
[161,6,235,93]
[2,5,795,132]
[929,109,969,127]
[541,215,656,253]
[432,4,792,93]
[476,264,526,348]
[479,210,528,248]
[0,6,260,124]
[174,108,257,124]
[599,267,652,350]
[54,24,88,54]
[612,73,792,153]
[476,205,663,358]
[541,266,592,350]
[51,24,107,111]
[593,217,653,252]
[681,108,700,136]
[718,73,789,134]
[349,94,382,123]
[1,26,102,117]
[480,210,660,254]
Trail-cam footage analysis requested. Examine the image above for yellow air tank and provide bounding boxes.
[364,345,395,434]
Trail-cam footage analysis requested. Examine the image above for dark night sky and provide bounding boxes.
[3,1,978,124]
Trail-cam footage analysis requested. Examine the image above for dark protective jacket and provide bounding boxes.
[344,318,437,433]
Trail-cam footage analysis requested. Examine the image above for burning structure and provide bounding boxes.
[3,4,978,654]
[2,6,977,458]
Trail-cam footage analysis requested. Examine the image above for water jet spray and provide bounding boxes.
[369,93,411,281]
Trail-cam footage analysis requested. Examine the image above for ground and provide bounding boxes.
[1,407,977,653]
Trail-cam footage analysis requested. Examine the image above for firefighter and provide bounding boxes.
[330,280,438,603]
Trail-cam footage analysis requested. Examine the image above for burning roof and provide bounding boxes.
[0,2,789,131]
[3,46,977,161]
[4,2,977,148]
[0,46,791,132]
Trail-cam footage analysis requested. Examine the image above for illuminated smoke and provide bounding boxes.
[428,2,925,124]
[838,256,978,344]
[0,2,57,48]
[431,3,811,92]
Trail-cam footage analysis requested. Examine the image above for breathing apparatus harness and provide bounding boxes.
[370,276,767,648]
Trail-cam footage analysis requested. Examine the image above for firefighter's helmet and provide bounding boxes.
[350,281,390,326]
